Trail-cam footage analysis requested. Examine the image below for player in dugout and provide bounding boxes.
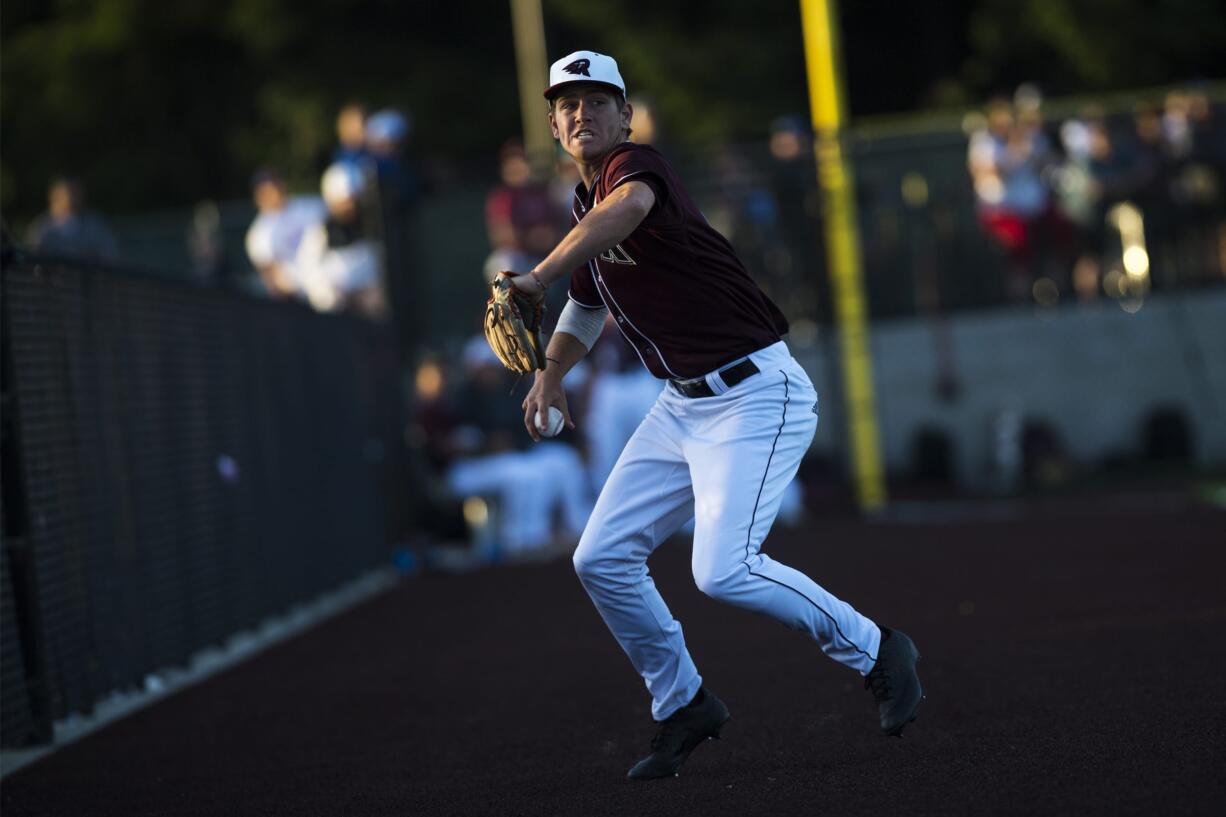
[505,50,923,780]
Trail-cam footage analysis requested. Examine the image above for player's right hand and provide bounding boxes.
[521,370,575,442]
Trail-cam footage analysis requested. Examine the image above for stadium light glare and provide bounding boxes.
[1123,246,1150,278]
[463,497,490,527]
[1109,202,1151,302]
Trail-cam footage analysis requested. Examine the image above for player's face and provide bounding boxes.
[549,87,631,164]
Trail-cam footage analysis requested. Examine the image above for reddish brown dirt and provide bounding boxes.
[4,496,1224,816]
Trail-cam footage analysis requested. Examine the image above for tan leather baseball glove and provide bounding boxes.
[484,272,546,375]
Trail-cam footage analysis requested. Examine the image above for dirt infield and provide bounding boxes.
[4,494,1224,816]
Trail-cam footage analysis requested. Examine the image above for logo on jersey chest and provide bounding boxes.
[599,243,637,265]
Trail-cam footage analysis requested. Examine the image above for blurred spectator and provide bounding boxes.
[442,337,592,557]
[1129,102,1180,289]
[1162,90,1196,160]
[707,144,778,287]
[1163,89,1225,284]
[1186,88,1226,173]
[483,139,565,326]
[583,317,663,492]
[764,114,823,320]
[297,162,386,318]
[244,167,326,300]
[967,91,1072,300]
[410,355,460,473]
[627,96,663,148]
[365,107,421,355]
[484,139,560,268]
[24,177,119,261]
[332,102,371,168]
[367,108,419,211]
[1056,110,1146,299]
[187,200,230,287]
[548,149,583,233]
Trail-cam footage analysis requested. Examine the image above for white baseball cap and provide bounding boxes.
[544,50,626,100]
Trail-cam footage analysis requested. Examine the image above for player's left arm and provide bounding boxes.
[518,181,655,293]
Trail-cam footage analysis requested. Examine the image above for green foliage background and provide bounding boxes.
[3,0,1224,223]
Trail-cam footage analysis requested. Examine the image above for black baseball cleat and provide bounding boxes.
[864,627,923,737]
[626,688,731,780]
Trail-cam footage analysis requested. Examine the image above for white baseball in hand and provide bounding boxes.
[535,406,565,437]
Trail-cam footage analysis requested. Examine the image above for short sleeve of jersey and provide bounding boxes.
[603,146,672,218]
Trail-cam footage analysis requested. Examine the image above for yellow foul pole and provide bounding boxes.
[799,0,887,511]
[510,0,553,177]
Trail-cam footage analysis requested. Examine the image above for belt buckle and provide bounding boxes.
[669,375,707,398]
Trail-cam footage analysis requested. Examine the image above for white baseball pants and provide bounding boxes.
[572,342,881,721]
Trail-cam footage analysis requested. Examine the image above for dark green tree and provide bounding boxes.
[3,0,1222,226]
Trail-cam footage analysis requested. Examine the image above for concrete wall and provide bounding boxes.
[794,289,1226,485]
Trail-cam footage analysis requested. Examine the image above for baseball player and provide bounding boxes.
[510,50,922,779]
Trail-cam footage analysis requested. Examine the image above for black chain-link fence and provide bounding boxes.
[0,254,407,747]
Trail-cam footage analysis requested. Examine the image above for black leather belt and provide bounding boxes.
[668,359,760,398]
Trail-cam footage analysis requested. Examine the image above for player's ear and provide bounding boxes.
[621,99,633,133]
[548,108,560,140]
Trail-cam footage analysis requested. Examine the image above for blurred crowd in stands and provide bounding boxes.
[405,330,806,563]
[14,84,1223,323]
[9,86,1223,559]
[241,104,418,323]
[14,103,421,332]
[21,176,119,263]
[965,84,1226,306]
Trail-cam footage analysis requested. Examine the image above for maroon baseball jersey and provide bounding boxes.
[567,142,788,379]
